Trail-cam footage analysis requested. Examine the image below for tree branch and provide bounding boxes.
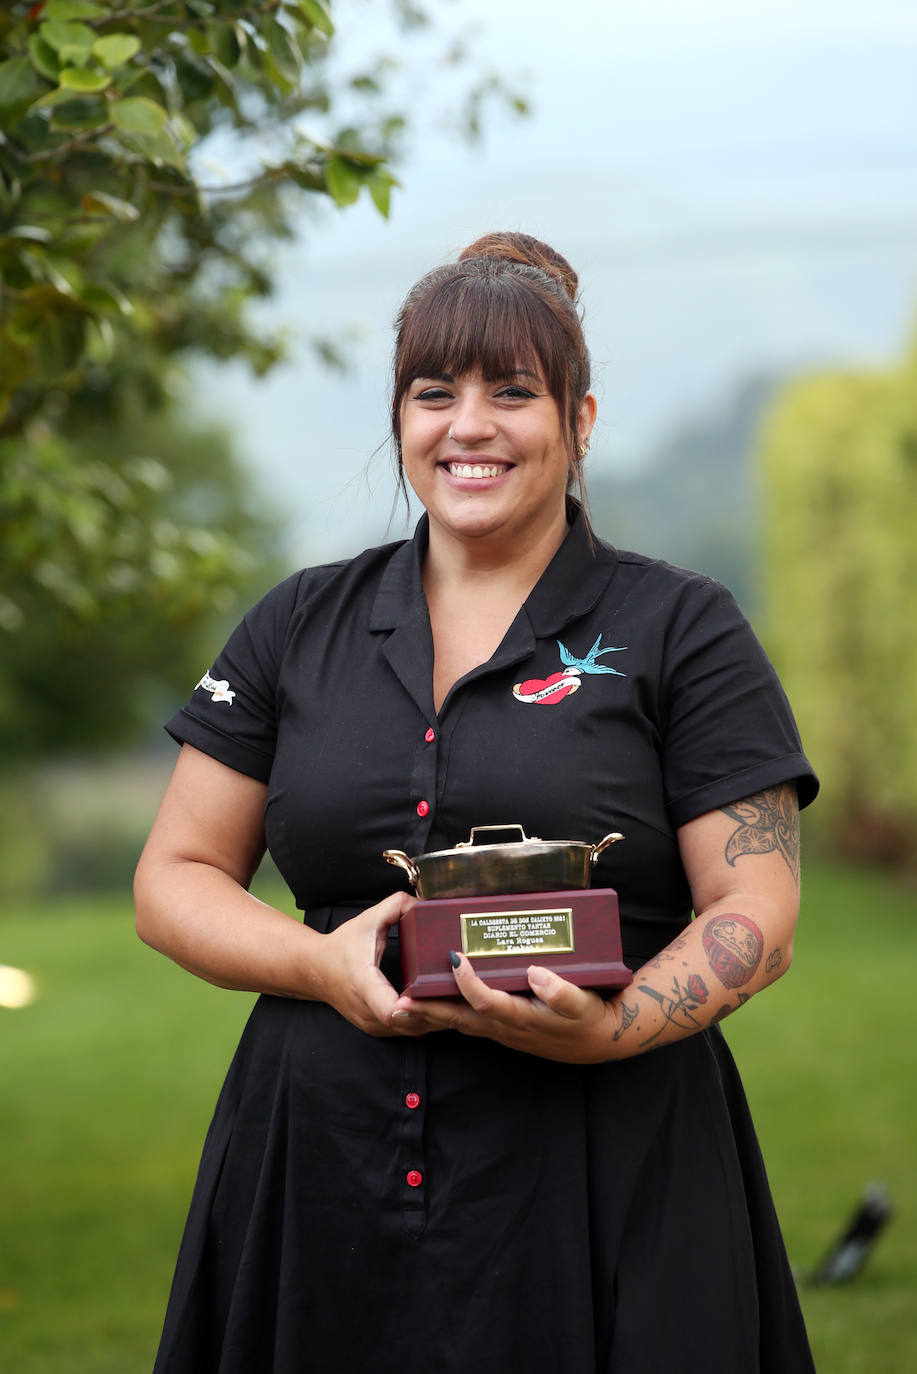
[21,126,116,165]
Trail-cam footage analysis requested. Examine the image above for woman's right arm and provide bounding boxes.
[134,744,417,1035]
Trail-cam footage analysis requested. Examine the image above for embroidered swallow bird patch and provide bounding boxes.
[512,634,627,706]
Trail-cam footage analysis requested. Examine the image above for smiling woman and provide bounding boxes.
[136,231,819,1374]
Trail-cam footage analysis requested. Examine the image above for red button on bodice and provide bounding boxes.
[406,1169,423,1188]
[416,800,430,818]
[405,1092,421,1110]
[424,727,435,743]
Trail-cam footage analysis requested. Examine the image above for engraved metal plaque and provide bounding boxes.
[460,907,575,958]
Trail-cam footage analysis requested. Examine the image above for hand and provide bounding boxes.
[310,893,432,1039]
[390,953,624,1063]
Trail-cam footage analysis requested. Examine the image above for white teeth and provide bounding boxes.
[448,463,504,479]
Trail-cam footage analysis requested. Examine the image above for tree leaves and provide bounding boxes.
[43,1,108,19]
[367,167,398,217]
[761,359,917,867]
[39,19,96,61]
[0,0,526,679]
[0,56,44,119]
[110,96,168,134]
[92,34,141,69]
[296,0,335,38]
[80,190,140,225]
[324,152,363,206]
[58,65,110,92]
[325,148,395,211]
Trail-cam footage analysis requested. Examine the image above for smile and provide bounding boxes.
[446,463,508,479]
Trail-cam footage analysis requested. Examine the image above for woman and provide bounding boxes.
[135,232,819,1373]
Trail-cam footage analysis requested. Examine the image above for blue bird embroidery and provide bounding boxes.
[512,632,628,704]
[558,634,627,677]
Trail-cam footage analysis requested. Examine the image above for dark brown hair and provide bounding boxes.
[391,231,592,508]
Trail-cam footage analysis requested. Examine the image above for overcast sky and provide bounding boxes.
[193,0,917,561]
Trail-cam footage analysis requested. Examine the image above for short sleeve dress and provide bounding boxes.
[153,511,819,1374]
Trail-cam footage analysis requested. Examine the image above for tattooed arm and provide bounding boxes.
[605,781,800,1055]
[390,781,801,1063]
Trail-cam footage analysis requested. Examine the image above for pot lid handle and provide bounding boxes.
[456,824,539,848]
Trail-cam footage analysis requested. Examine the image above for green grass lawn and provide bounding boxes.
[0,863,914,1373]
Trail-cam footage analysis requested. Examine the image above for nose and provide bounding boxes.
[448,391,498,446]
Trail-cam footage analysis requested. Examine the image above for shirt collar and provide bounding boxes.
[369,505,619,635]
[523,504,619,636]
[369,517,429,631]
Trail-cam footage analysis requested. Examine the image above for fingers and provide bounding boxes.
[451,954,594,1024]
[526,965,597,1020]
[394,955,610,1054]
[448,950,514,1015]
[361,890,415,929]
[318,896,415,1036]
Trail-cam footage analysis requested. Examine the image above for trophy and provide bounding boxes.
[383,824,633,998]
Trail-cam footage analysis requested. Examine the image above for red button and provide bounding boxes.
[405,1092,421,1110]
[416,800,430,817]
[406,1170,423,1188]
[424,727,435,743]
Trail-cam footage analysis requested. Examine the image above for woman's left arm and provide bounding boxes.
[603,779,800,1056]
[391,782,801,1062]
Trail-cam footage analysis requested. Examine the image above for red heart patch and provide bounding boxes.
[512,672,580,705]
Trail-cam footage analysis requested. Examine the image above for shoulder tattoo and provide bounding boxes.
[721,783,800,885]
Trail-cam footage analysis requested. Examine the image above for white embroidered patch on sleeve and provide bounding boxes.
[195,670,236,705]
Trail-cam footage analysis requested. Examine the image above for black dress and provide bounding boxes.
[154,512,819,1374]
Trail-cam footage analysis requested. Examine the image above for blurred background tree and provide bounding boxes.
[759,337,917,872]
[0,0,524,707]
[0,0,524,892]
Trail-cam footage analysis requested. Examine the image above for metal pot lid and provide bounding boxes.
[420,824,549,857]
[408,824,614,861]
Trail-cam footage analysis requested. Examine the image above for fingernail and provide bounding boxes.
[528,966,550,991]
[449,950,461,968]
[392,1011,411,1023]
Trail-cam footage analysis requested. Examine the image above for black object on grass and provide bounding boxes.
[808,1182,894,1285]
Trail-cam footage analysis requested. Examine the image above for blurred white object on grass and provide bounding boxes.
[0,965,37,1009]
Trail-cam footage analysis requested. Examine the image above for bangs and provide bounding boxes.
[400,275,547,386]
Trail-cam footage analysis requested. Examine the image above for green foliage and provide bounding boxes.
[0,0,527,760]
[0,399,284,764]
[759,345,917,865]
[0,0,524,446]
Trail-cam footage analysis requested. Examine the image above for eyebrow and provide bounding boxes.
[415,369,542,384]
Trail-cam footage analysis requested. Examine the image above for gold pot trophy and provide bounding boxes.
[384,825,633,998]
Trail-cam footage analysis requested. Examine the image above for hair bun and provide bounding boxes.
[457,231,579,303]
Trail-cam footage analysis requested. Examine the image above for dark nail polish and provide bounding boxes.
[449,950,461,968]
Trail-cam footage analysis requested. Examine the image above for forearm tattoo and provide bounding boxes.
[613,1001,639,1040]
[721,784,800,885]
[637,972,709,1047]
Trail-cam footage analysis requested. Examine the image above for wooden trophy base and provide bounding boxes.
[399,887,633,998]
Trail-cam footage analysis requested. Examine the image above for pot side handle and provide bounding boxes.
[590,832,625,866]
[382,849,419,887]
